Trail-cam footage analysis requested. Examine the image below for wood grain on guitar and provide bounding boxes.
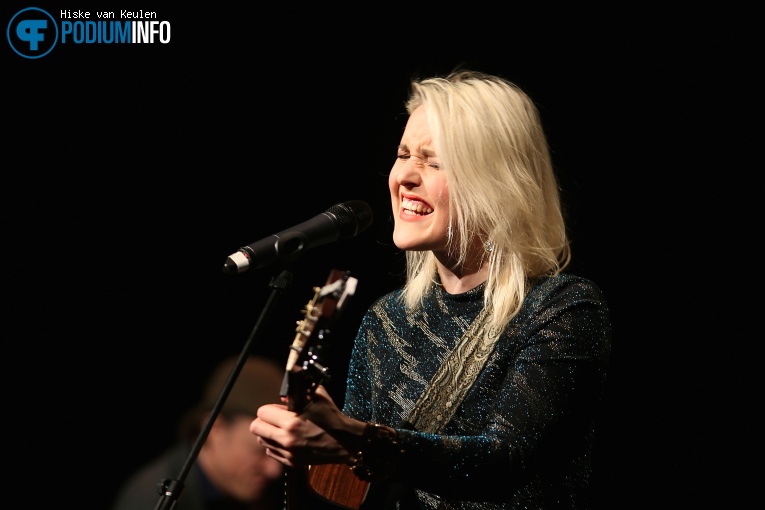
[281,269,370,510]
[308,464,369,510]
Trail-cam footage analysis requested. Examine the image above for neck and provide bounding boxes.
[436,259,488,294]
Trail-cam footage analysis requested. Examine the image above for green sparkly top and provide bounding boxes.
[343,273,612,509]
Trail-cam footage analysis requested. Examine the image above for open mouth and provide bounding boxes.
[402,197,433,215]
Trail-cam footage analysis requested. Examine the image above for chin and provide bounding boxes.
[393,229,421,247]
[392,237,417,251]
[393,231,435,250]
[236,489,267,501]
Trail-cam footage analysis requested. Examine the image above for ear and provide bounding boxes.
[201,414,227,447]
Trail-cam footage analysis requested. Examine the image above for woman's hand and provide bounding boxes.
[249,385,365,467]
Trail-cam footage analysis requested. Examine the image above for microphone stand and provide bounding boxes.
[153,269,295,510]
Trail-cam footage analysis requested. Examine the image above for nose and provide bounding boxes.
[394,156,424,187]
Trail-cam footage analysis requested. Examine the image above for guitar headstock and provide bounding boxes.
[282,269,358,414]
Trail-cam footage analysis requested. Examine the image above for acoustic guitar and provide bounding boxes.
[280,269,371,510]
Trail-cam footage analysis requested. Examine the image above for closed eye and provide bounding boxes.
[397,153,441,170]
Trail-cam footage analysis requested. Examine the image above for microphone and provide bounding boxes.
[222,200,374,274]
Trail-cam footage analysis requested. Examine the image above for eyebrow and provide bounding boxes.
[398,144,436,157]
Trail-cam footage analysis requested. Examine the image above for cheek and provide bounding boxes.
[388,169,398,194]
[388,171,401,212]
[430,175,449,207]
[263,455,284,479]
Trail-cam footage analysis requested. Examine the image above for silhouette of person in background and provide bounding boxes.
[112,355,285,510]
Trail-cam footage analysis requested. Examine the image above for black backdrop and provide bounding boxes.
[5,3,762,508]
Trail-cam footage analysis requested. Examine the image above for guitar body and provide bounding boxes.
[308,472,414,510]
[281,269,371,510]
[285,465,370,510]
[308,464,369,510]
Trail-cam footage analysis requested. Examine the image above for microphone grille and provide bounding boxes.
[327,200,374,239]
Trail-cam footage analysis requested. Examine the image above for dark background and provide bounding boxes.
[5,2,762,508]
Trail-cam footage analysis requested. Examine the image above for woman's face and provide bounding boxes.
[389,105,451,253]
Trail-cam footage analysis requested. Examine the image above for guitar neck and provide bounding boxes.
[282,269,368,510]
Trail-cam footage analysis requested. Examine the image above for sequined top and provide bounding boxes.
[343,273,612,509]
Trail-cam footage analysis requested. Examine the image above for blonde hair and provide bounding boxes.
[401,70,570,332]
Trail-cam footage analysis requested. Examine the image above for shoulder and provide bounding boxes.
[522,273,611,332]
[355,288,405,331]
[111,444,192,510]
[367,287,405,314]
[531,273,608,304]
[519,274,612,362]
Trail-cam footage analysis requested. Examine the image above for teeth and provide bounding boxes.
[402,198,433,214]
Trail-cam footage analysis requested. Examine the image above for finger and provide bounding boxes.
[313,384,333,401]
[249,416,273,437]
[255,435,294,463]
[256,403,296,426]
[265,447,294,468]
[256,434,281,450]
